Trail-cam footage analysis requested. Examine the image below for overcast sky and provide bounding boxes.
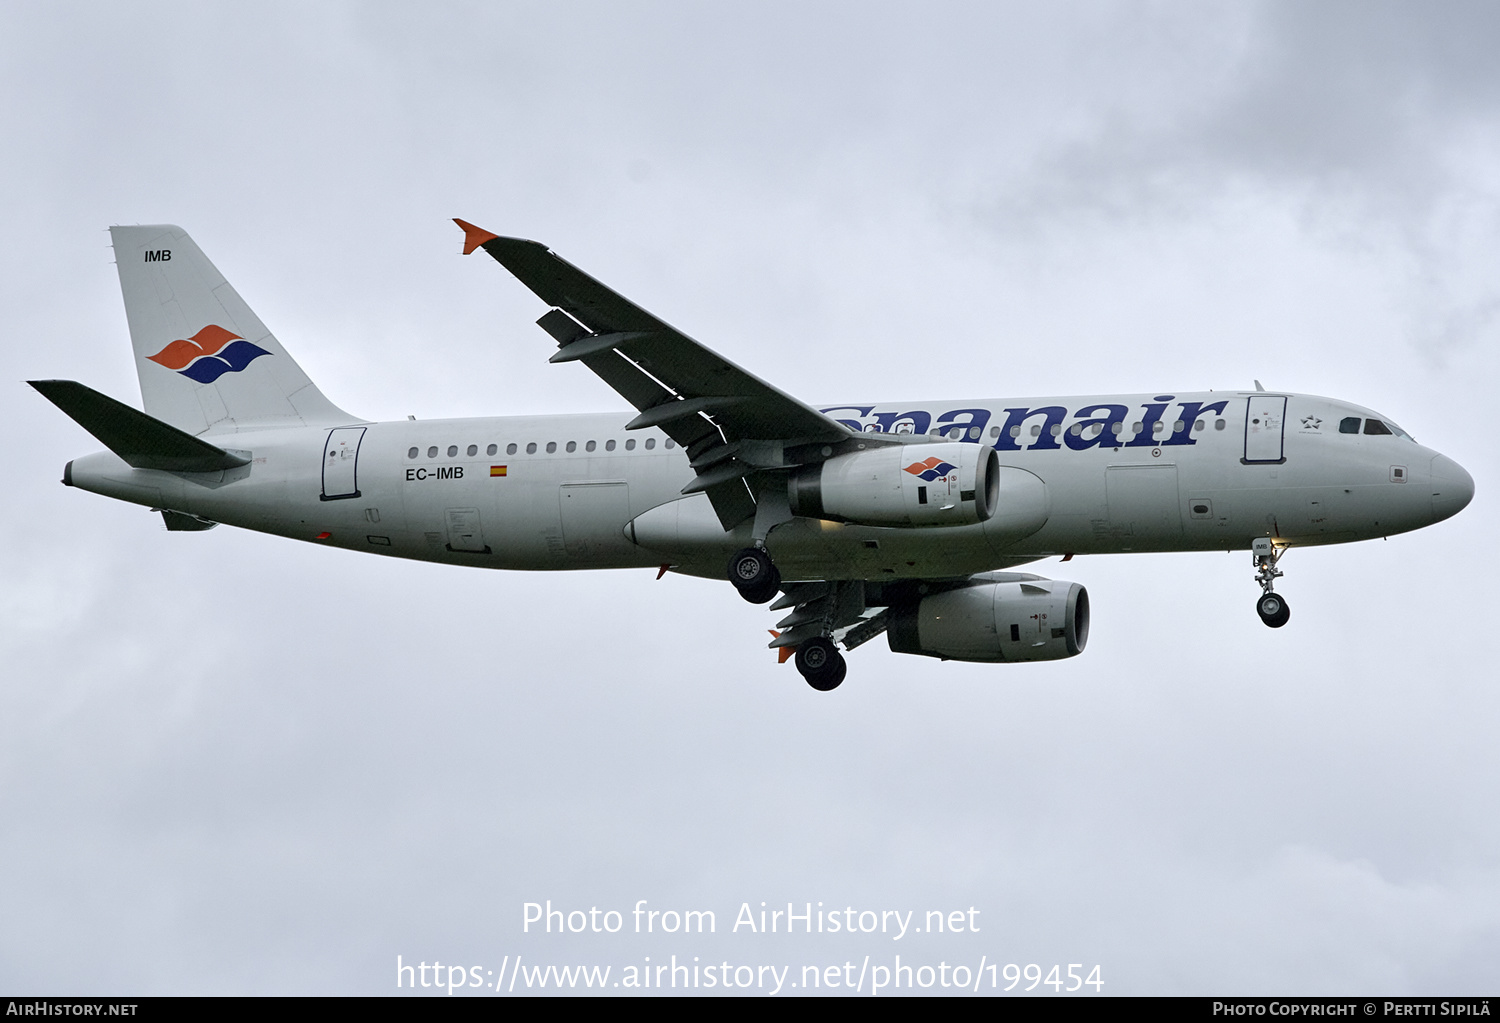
[2,1,1496,996]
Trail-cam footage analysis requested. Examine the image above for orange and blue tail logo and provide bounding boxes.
[146,325,270,383]
[903,456,957,481]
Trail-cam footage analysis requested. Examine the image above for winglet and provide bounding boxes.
[454,218,499,256]
[768,630,796,664]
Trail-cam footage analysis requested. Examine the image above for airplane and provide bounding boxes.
[31,222,1475,691]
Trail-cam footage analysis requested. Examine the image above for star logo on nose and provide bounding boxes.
[1301,415,1322,430]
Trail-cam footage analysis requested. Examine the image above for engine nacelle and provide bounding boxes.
[787,442,999,527]
[887,578,1089,662]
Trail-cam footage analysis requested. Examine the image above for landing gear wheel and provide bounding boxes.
[728,547,780,604]
[795,637,846,691]
[1256,592,1291,628]
[1251,538,1290,629]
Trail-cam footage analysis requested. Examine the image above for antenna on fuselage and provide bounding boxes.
[1254,379,1267,391]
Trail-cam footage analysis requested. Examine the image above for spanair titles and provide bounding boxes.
[820,397,1232,452]
[30,222,1476,691]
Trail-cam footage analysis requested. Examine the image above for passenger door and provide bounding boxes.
[1243,396,1287,464]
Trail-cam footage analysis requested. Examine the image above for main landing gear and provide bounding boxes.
[728,546,780,604]
[728,549,850,691]
[1252,537,1291,628]
[794,636,847,691]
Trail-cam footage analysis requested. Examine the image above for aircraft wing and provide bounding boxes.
[456,220,861,528]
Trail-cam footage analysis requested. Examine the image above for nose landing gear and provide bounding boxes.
[1252,537,1290,628]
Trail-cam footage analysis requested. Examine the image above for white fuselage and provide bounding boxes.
[63,390,1467,582]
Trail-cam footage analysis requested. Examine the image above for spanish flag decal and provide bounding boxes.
[490,465,508,477]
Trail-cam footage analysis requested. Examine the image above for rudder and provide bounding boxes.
[111,225,356,434]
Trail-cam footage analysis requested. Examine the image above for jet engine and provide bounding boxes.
[887,577,1089,662]
[787,442,999,527]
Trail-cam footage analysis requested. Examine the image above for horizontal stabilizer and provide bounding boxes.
[160,509,218,531]
[30,380,250,472]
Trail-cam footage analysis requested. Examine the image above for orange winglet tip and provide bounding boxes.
[656,564,671,580]
[454,218,498,256]
[768,631,796,664]
[314,532,332,540]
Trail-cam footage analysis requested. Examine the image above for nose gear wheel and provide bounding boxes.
[1251,537,1290,628]
[1256,592,1290,628]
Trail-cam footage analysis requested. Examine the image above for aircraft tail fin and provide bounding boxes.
[110,225,356,434]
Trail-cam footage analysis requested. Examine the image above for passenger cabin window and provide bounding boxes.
[526,442,537,454]
[606,439,616,451]
[1340,417,1361,434]
[586,440,596,452]
[645,438,656,449]
[407,447,418,459]
[487,444,497,456]
[625,439,636,450]
[665,439,675,449]
[427,446,438,458]
[566,441,576,453]
[546,442,557,453]
[507,443,518,455]
[467,444,478,456]
[447,445,458,457]
[1364,419,1393,436]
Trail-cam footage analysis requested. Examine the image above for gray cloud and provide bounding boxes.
[1,1,1495,995]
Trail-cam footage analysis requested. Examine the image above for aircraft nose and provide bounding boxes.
[1430,453,1474,522]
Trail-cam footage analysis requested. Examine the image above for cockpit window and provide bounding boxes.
[1339,414,1416,441]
